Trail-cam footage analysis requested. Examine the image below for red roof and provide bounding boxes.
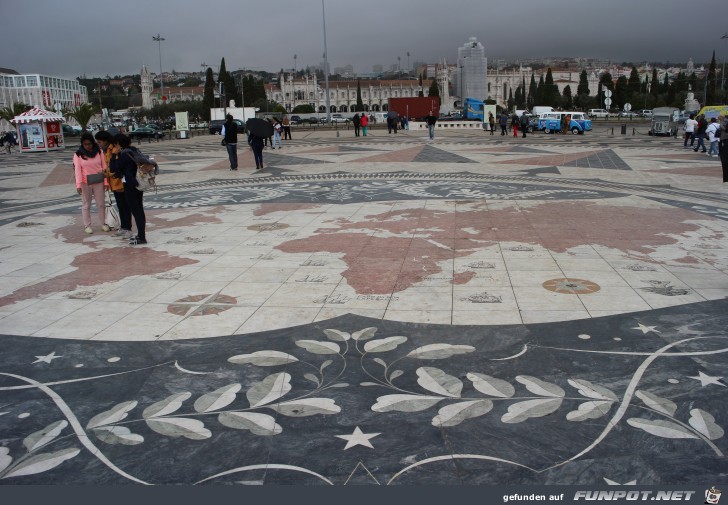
[12,107,65,124]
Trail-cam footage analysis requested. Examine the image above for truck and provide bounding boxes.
[388,97,439,121]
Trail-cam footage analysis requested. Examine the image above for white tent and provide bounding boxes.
[12,107,66,152]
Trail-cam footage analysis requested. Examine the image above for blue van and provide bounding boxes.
[537,112,592,134]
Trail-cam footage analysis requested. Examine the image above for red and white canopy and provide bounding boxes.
[12,107,65,124]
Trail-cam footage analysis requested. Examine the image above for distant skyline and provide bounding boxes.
[1,0,726,79]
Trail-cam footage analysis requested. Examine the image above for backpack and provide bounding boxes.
[123,148,159,193]
[520,115,529,126]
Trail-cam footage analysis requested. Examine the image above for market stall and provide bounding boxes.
[11,107,66,153]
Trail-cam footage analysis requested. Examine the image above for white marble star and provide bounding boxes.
[688,371,726,387]
[632,323,659,334]
[33,352,62,364]
[335,426,381,450]
[604,478,637,485]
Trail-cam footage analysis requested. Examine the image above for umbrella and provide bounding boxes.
[387,111,399,120]
[246,118,274,138]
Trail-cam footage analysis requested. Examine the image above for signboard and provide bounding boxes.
[175,111,189,131]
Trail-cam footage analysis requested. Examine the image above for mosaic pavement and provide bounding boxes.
[0,128,726,485]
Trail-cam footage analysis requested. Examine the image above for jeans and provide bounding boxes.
[428,125,435,140]
[683,132,694,147]
[113,190,131,231]
[708,140,719,156]
[226,142,238,169]
[694,134,706,152]
[123,183,145,240]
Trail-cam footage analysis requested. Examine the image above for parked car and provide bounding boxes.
[637,109,653,117]
[62,124,80,136]
[321,114,349,124]
[307,117,319,124]
[618,110,638,119]
[129,126,163,140]
[588,109,610,119]
[289,115,302,125]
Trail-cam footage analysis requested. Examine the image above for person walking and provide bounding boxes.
[719,115,728,182]
[73,133,108,235]
[693,115,708,153]
[683,114,697,148]
[109,133,153,245]
[424,111,437,141]
[95,131,131,238]
[250,134,265,170]
[222,114,238,170]
[272,118,283,149]
[360,112,369,136]
[511,112,520,137]
[282,115,292,140]
[352,113,361,137]
[499,112,508,135]
[706,117,720,158]
[519,112,529,138]
[488,112,495,135]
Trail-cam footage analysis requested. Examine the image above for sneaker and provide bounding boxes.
[84,227,93,234]
[102,224,111,232]
[115,228,128,236]
[129,236,147,246]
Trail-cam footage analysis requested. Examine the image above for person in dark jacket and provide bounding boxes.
[250,134,265,170]
[693,115,708,153]
[109,133,153,245]
[519,112,529,138]
[222,114,238,170]
[352,113,361,137]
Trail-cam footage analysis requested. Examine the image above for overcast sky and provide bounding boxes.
[1,0,725,79]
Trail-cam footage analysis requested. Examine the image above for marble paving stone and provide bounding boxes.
[577,288,654,312]
[519,310,591,324]
[451,309,523,325]
[512,287,588,311]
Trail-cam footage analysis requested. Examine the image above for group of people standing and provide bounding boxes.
[72,131,155,245]
[683,113,725,158]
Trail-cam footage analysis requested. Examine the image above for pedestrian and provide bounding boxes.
[519,112,529,138]
[95,131,131,238]
[706,117,720,158]
[73,133,109,235]
[693,115,708,153]
[719,115,728,182]
[499,112,508,135]
[250,134,265,170]
[511,112,519,137]
[272,118,283,149]
[563,114,571,134]
[282,115,292,140]
[110,133,155,246]
[222,114,238,170]
[424,111,437,141]
[360,112,369,136]
[403,115,409,130]
[352,113,361,137]
[683,114,697,148]
[488,112,495,135]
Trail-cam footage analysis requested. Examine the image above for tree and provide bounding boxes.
[292,104,314,113]
[355,80,364,111]
[507,88,515,111]
[650,68,659,97]
[66,103,98,131]
[527,73,537,109]
[535,74,545,104]
[202,67,215,121]
[613,75,629,110]
[0,102,30,124]
[706,50,717,104]
[561,85,573,109]
[577,70,590,96]
[542,68,560,107]
[428,79,440,98]
[627,66,641,98]
[418,75,424,97]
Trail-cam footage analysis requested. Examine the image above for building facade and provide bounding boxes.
[0,73,88,111]
[456,37,488,102]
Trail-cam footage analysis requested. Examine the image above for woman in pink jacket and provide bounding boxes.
[73,132,109,234]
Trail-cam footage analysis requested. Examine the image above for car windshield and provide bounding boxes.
[654,115,669,121]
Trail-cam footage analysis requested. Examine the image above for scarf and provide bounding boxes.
[76,145,100,160]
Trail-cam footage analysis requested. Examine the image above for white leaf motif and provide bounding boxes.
[635,390,677,417]
[228,351,299,366]
[93,426,144,445]
[23,420,68,453]
[270,398,341,417]
[323,329,350,342]
[2,448,80,479]
[0,447,12,474]
[143,392,192,419]
[416,367,463,397]
[194,384,242,413]
[145,418,212,440]
[688,409,724,440]
[373,358,387,368]
[389,370,404,381]
[218,412,282,436]
[303,373,320,385]
[501,398,563,423]
[352,327,378,341]
[516,376,565,398]
[364,336,408,353]
[467,373,515,398]
[372,394,444,413]
[246,373,292,408]
[406,344,475,360]
[320,360,332,372]
[86,401,138,429]
[566,401,613,422]
[568,379,618,401]
[432,400,493,427]
[626,418,699,439]
[295,340,340,355]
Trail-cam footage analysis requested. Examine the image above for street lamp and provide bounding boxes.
[153,34,165,104]
[322,0,330,122]
[722,33,728,90]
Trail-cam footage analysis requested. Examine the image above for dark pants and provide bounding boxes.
[521,126,527,138]
[500,125,507,135]
[694,134,706,152]
[283,126,291,140]
[226,142,238,169]
[123,184,145,240]
[113,190,131,231]
[354,124,360,136]
[721,139,728,182]
[252,144,264,168]
[684,132,694,147]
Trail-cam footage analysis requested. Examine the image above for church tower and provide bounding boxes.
[437,58,452,113]
[141,65,152,109]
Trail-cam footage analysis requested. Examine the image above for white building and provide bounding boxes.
[0,72,88,111]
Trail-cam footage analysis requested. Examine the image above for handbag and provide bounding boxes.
[86,172,104,185]
[104,192,120,230]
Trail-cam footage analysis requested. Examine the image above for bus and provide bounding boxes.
[536,111,592,134]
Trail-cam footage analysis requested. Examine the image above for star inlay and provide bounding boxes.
[688,371,725,387]
[32,352,62,364]
[335,426,381,450]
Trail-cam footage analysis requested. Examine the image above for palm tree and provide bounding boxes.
[0,102,30,124]
[66,104,98,131]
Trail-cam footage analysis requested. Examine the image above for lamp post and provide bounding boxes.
[153,34,165,104]
[722,33,728,91]
[322,0,331,123]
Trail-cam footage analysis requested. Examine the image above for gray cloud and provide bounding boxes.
[1,0,724,79]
